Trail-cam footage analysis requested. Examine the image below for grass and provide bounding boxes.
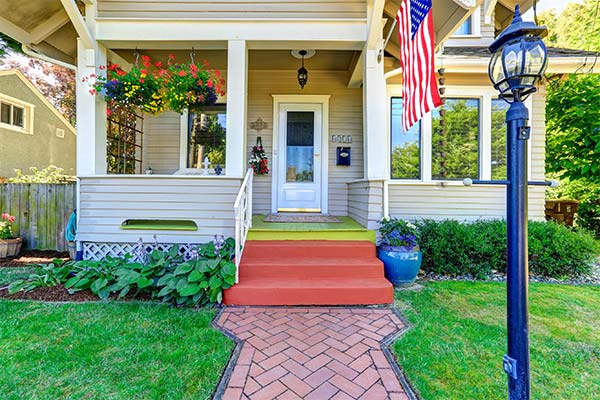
[0,301,233,400]
[393,281,600,400]
[0,267,36,286]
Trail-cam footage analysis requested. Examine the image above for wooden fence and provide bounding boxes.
[0,183,76,251]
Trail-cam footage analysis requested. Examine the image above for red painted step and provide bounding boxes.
[223,240,393,306]
[242,240,377,259]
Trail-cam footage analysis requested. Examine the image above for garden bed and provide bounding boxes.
[0,250,69,267]
[0,284,154,302]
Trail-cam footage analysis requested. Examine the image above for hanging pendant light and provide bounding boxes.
[297,50,308,89]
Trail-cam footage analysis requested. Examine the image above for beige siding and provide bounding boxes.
[347,180,383,229]
[143,111,182,174]
[388,184,545,222]
[97,0,367,19]
[248,70,364,215]
[77,176,241,244]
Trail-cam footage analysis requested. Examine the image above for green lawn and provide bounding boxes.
[0,267,36,286]
[0,301,233,400]
[393,281,600,400]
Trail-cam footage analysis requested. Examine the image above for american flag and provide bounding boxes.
[396,0,442,131]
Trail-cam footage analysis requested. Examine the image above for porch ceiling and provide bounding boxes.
[0,0,79,65]
[110,49,356,72]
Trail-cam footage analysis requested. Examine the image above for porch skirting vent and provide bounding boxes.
[82,242,200,262]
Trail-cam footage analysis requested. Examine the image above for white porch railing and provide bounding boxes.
[234,168,253,283]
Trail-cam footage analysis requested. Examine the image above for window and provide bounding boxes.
[187,105,226,169]
[0,101,25,129]
[431,98,480,180]
[491,99,510,180]
[391,97,421,179]
[455,16,473,35]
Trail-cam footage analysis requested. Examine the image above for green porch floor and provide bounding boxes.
[247,215,376,242]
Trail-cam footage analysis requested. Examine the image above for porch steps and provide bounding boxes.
[223,240,393,306]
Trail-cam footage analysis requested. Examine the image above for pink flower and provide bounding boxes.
[1,213,8,220]
[8,216,15,223]
[99,65,106,70]
[106,109,113,117]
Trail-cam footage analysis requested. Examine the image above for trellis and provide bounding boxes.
[107,107,144,174]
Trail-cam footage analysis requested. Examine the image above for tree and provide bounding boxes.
[0,55,76,125]
[538,0,600,52]
[546,74,600,182]
[391,142,420,179]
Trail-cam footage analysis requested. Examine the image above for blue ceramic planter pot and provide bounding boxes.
[377,246,422,287]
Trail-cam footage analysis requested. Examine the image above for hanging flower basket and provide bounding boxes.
[86,55,166,115]
[164,56,226,114]
[249,137,269,175]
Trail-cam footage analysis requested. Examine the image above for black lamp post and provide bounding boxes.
[488,5,547,400]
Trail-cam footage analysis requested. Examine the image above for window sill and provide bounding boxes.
[0,122,30,134]
[387,180,505,188]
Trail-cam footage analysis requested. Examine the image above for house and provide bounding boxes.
[0,69,76,178]
[0,0,588,305]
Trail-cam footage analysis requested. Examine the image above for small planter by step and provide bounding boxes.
[0,237,23,258]
[378,245,422,287]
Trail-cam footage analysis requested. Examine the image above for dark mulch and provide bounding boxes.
[0,250,70,267]
[0,285,154,302]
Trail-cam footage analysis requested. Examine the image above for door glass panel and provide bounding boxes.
[286,111,314,182]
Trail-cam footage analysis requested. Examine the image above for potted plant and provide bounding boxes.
[377,217,422,287]
[0,213,22,258]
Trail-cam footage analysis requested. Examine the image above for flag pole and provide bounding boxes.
[383,18,398,51]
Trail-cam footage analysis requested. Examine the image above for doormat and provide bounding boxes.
[264,214,342,223]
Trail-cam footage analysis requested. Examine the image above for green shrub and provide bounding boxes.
[547,177,600,239]
[8,237,237,305]
[416,219,599,279]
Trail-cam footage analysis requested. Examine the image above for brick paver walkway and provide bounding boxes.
[215,307,411,400]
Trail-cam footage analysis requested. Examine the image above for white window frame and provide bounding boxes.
[387,84,521,184]
[451,7,481,38]
[0,93,34,135]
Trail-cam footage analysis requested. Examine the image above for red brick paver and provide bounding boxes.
[216,307,408,400]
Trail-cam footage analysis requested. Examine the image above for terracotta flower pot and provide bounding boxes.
[0,237,23,258]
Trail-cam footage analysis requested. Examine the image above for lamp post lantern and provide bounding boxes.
[488,5,547,400]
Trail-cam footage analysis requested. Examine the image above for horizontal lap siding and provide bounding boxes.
[77,177,241,243]
[388,185,545,221]
[347,180,383,229]
[248,70,364,215]
[97,1,367,19]
[143,111,181,174]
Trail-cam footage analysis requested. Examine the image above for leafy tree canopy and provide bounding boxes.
[538,0,600,52]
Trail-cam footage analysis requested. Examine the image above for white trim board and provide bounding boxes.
[271,94,330,214]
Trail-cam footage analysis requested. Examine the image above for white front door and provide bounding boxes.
[277,103,322,212]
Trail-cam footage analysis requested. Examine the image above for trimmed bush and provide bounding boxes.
[416,219,599,279]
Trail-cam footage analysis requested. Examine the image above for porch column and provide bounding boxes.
[226,40,248,178]
[76,40,107,175]
[362,44,388,180]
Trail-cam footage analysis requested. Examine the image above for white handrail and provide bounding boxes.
[234,169,253,283]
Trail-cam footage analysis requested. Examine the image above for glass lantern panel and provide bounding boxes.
[524,41,546,76]
[490,52,505,84]
[503,42,523,78]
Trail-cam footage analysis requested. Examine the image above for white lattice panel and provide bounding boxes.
[82,242,200,261]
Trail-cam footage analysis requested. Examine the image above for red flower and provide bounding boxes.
[8,215,15,223]
[214,69,221,77]
[155,61,163,68]
[106,109,113,117]
[219,78,225,85]
[158,69,168,77]
[207,80,213,88]
[203,60,210,67]
[190,63,198,72]
[139,78,145,83]
[177,70,187,77]
[117,69,127,76]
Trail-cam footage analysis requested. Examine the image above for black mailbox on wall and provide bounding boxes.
[336,147,351,166]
